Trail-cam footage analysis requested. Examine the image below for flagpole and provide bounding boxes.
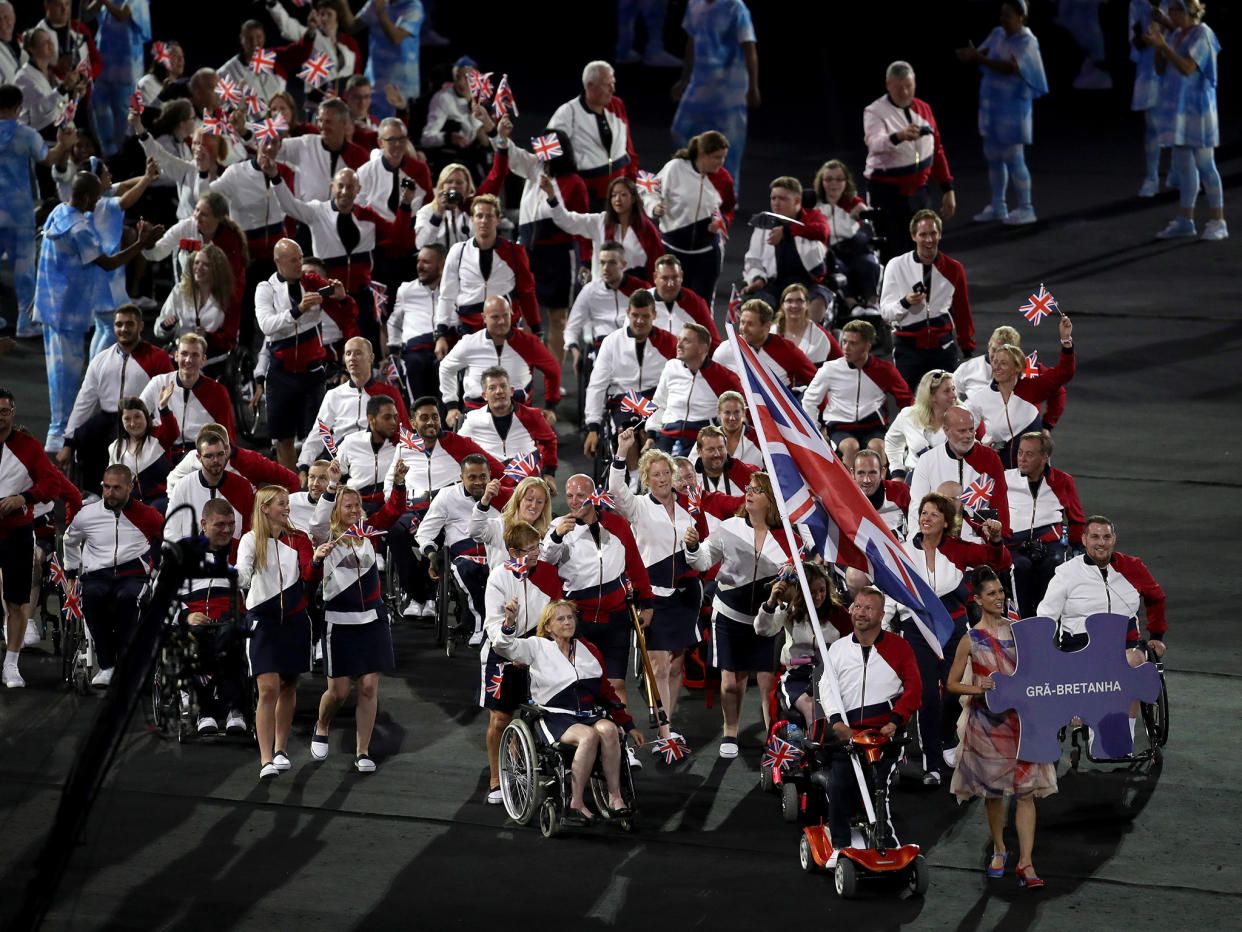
[725,323,879,825]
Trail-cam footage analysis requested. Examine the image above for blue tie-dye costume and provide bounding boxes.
[358,0,423,119]
[0,119,47,334]
[92,0,151,157]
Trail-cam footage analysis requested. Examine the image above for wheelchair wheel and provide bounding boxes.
[230,344,268,444]
[538,798,561,838]
[382,557,407,622]
[834,857,859,898]
[907,854,929,897]
[61,617,78,685]
[781,781,800,823]
[1142,672,1169,749]
[499,718,543,825]
[433,554,449,647]
[798,833,819,873]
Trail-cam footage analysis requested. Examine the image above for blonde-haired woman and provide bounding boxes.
[414,162,477,249]
[154,244,233,344]
[238,485,334,780]
[884,368,956,481]
[684,472,802,759]
[610,430,706,758]
[469,475,552,567]
[305,459,409,772]
[493,599,644,823]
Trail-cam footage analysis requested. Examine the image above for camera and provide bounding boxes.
[443,189,464,206]
[1018,538,1048,560]
[911,281,926,295]
[400,178,418,190]
[317,285,335,298]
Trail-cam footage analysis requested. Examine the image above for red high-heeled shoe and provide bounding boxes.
[1015,865,1045,889]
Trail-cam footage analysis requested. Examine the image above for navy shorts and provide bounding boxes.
[266,364,327,441]
[779,664,814,713]
[324,615,394,678]
[479,645,531,711]
[0,524,34,605]
[576,609,632,679]
[645,583,703,652]
[247,609,312,677]
[529,241,575,308]
[710,612,778,673]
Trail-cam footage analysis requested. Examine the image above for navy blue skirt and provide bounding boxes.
[247,609,313,677]
[645,585,703,652]
[324,616,395,678]
[710,612,778,673]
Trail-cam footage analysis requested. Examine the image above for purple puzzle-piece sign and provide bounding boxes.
[985,613,1161,763]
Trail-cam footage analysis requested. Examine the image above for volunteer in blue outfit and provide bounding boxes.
[1130,0,1172,197]
[956,0,1048,227]
[354,0,423,119]
[91,0,151,157]
[1148,0,1226,241]
[670,0,759,197]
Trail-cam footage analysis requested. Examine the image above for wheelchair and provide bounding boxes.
[499,702,638,838]
[60,598,95,696]
[224,342,268,445]
[149,616,255,744]
[1067,641,1169,770]
[433,548,475,658]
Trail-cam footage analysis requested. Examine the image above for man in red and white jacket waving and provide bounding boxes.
[802,319,913,469]
[139,333,235,463]
[863,61,956,262]
[62,464,164,688]
[0,389,61,688]
[879,208,974,393]
[821,587,922,863]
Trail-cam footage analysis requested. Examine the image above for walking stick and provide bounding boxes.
[624,578,665,729]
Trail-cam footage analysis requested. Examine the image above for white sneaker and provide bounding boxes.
[486,787,503,804]
[259,763,280,780]
[313,641,324,663]
[972,205,1006,223]
[3,665,25,688]
[1156,217,1197,239]
[310,733,330,760]
[403,600,420,617]
[197,716,219,736]
[1137,178,1159,198]
[1003,206,1038,226]
[272,750,291,771]
[421,600,437,617]
[1201,219,1229,241]
[626,745,643,770]
[467,631,484,647]
[942,745,957,767]
[23,621,41,647]
[91,667,114,688]
[718,737,739,759]
[225,709,247,734]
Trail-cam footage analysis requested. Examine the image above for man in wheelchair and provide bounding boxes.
[493,599,644,825]
[818,587,922,867]
[175,498,250,735]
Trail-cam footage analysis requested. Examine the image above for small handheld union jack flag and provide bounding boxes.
[684,486,702,516]
[1022,350,1039,379]
[398,425,426,453]
[587,487,614,509]
[960,475,995,511]
[129,88,145,114]
[712,206,728,242]
[201,110,230,136]
[250,113,288,143]
[504,452,541,483]
[727,284,743,326]
[151,41,173,67]
[215,76,242,108]
[635,170,662,196]
[317,419,338,458]
[1019,283,1059,326]
[491,73,518,120]
[762,734,802,772]
[298,53,334,90]
[62,581,83,621]
[75,60,93,86]
[54,99,77,128]
[383,358,402,387]
[1006,599,1022,623]
[250,47,277,75]
[344,522,385,539]
[466,69,493,102]
[368,281,388,322]
[244,85,268,116]
[503,557,529,580]
[530,133,562,162]
[48,553,68,592]
[619,390,658,419]
[485,669,506,698]
[652,734,691,764]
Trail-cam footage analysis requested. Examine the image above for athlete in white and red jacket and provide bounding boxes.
[548,68,639,209]
[583,295,677,436]
[647,324,743,450]
[649,256,722,348]
[140,335,235,457]
[458,375,559,483]
[712,300,817,390]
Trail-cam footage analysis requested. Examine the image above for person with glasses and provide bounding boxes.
[684,472,802,759]
[770,284,841,366]
[884,368,957,482]
[812,159,883,313]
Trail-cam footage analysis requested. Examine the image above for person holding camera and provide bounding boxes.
[1003,432,1085,618]
[879,208,975,394]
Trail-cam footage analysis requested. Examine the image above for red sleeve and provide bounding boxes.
[15,435,60,506]
[59,471,83,524]
[438,431,508,483]
[579,638,635,729]
[515,404,558,474]
[872,358,914,407]
[1114,553,1167,637]
[287,530,319,583]
[968,445,1011,539]
[502,241,541,333]
[701,358,743,397]
[601,512,653,603]
[876,634,923,725]
[883,480,911,512]
[271,31,315,75]
[133,341,176,375]
[1042,377,1067,429]
[646,326,680,359]
[912,99,953,190]
[702,491,744,519]
[1015,348,1075,405]
[352,126,378,150]
[154,409,180,450]
[402,157,433,207]
[794,208,829,244]
[125,500,165,542]
[198,379,235,442]
[560,175,593,263]
[680,290,722,348]
[231,446,300,492]
[477,148,508,197]
[368,381,409,425]
[938,255,974,354]
[75,22,102,81]
[707,167,735,229]
[944,536,1013,572]
[370,484,408,531]
[635,216,664,281]
[1047,468,1086,546]
[817,322,843,361]
[511,329,562,408]
[726,458,759,488]
[606,96,638,178]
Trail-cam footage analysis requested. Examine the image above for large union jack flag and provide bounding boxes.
[1019,283,1058,326]
[619,390,658,419]
[504,452,541,483]
[960,475,995,511]
[728,327,955,656]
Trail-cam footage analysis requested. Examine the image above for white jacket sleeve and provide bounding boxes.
[801,362,830,426]
[685,533,724,572]
[309,490,334,544]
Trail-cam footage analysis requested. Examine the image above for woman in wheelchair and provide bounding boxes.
[109,391,178,513]
[947,566,1057,888]
[306,459,410,773]
[493,600,645,824]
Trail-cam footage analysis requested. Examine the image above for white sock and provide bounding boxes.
[4,650,19,668]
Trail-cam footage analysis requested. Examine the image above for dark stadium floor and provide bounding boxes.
[1,5,1241,927]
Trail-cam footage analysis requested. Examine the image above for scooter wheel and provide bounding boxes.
[834,857,858,898]
[798,833,818,873]
[781,781,799,823]
[908,854,929,896]
[760,764,774,793]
